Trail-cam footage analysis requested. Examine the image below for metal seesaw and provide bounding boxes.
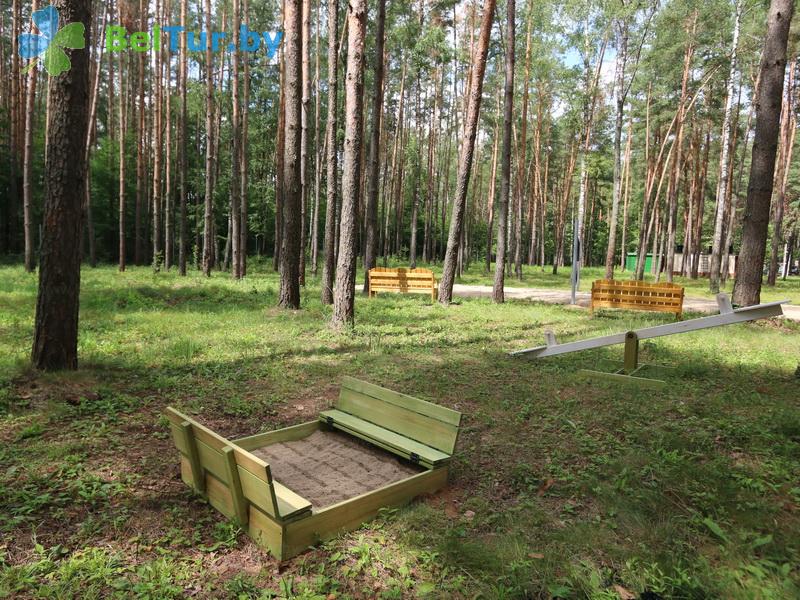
[509,294,789,387]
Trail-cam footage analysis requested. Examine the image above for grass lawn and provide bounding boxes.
[366,258,800,304]
[1,262,799,599]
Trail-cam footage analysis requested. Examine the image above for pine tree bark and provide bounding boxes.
[151,0,163,270]
[135,0,145,264]
[119,49,126,272]
[22,0,40,273]
[734,0,794,306]
[32,0,91,371]
[320,0,339,304]
[331,0,367,327]
[767,59,795,285]
[310,0,321,275]
[279,0,303,309]
[604,18,628,280]
[239,0,250,277]
[362,0,386,294]
[710,0,742,292]
[492,0,513,303]
[513,5,531,280]
[299,0,311,285]
[202,0,216,275]
[274,48,285,272]
[439,0,496,304]
[230,0,242,279]
[664,16,695,282]
[178,0,188,275]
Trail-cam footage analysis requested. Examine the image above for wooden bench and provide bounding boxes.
[591,279,684,320]
[166,377,461,560]
[368,267,438,300]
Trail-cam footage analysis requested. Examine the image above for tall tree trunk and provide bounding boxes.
[202,0,216,275]
[22,0,40,273]
[485,96,500,273]
[32,0,91,371]
[83,6,107,269]
[331,0,367,327]
[710,0,742,292]
[135,0,145,264]
[733,0,794,306]
[571,28,607,296]
[151,0,163,270]
[767,59,795,285]
[239,0,250,277]
[320,0,339,304]
[299,0,311,285]
[9,0,20,256]
[604,18,628,280]
[119,50,127,271]
[492,0,514,303]
[279,0,303,308]
[178,0,188,274]
[274,44,285,272]
[362,0,386,294]
[439,0,496,304]
[311,0,321,276]
[619,116,633,269]
[230,0,242,279]
[665,14,695,282]
[513,5,532,280]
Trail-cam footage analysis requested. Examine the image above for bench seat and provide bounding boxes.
[319,409,452,468]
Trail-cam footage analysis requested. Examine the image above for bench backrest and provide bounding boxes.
[165,407,286,521]
[368,268,437,291]
[334,376,461,455]
[591,279,684,316]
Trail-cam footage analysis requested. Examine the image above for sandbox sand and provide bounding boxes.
[252,429,423,508]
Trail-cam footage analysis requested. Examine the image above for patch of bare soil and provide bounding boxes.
[252,430,422,508]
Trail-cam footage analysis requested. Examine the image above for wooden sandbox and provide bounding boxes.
[165,377,462,560]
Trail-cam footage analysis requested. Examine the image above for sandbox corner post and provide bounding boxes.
[222,446,249,526]
[179,420,206,493]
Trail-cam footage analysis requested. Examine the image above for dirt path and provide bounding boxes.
[358,283,799,321]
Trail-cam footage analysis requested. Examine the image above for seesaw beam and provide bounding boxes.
[510,295,787,359]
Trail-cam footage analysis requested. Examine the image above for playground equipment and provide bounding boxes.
[166,377,461,560]
[510,294,788,387]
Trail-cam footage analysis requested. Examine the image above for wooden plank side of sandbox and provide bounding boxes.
[281,467,449,560]
[167,409,312,520]
[180,457,289,559]
[233,420,321,451]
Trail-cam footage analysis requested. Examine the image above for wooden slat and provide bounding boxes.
[248,502,285,558]
[368,268,437,298]
[223,447,249,525]
[234,420,320,451]
[166,407,312,520]
[591,279,683,318]
[178,421,205,492]
[320,409,451,466]
[166,408,271,482]
[336,388,458,454]
[342,377,461,426]
[282,468,448,560]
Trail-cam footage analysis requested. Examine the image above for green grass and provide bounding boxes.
[1,261,799,598]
